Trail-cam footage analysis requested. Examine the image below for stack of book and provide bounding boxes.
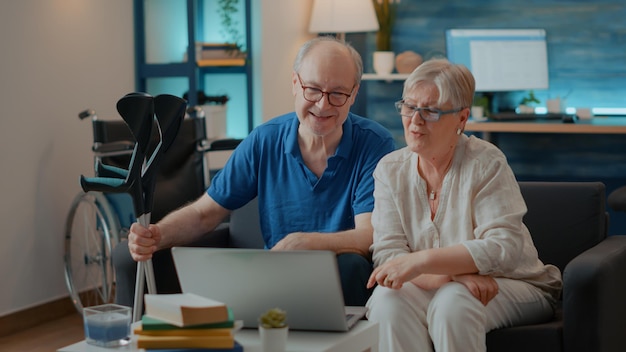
[195,42,246,67]
[136,293,243,351]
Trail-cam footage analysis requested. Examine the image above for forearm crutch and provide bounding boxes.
[129,94,187,322]
[81,93,186,322]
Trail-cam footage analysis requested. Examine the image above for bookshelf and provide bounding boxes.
[133,0,253,133]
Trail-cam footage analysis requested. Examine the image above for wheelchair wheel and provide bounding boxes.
[64,192,120,313]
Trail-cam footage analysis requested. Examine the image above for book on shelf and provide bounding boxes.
[145,341,244,352]
[197,58,246,67]
[144,293,229,327]
[136,334,235,349]
[195,42,246,60]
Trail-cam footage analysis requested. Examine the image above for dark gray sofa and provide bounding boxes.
[113,182,626,351]
[486,181,626,352]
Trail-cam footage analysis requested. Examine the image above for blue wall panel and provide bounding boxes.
[349,0,626,235]
[360,0,626,110]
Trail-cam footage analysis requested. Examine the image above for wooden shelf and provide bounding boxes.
[465,117,626,134]
[134,0,253,132]
[362,73,410,81]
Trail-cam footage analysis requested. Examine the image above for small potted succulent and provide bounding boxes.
[519,90,541,113]
[258,308,288,352]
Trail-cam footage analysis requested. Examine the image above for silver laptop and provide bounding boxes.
[171,247,367,332]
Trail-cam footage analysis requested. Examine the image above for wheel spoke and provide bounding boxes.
[64,193,117,313]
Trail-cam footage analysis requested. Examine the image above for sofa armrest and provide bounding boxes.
[186,223,231,248]
[562,235,626,352]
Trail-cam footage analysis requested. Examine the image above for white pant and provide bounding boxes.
[366,278,553,352]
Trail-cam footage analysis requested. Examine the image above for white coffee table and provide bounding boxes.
[58,320,379,352]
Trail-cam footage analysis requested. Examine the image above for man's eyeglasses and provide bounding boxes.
[297,74,354,107]
[395,100,465,122]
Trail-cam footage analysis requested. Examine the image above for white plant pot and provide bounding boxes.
[471,106,487,121]
[518,104,535,114]
[373,51,395,75]
[259,326,288,352]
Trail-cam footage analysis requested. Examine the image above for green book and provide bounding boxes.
[142,308,235,331]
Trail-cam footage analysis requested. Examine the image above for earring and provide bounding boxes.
[456,128,462,135]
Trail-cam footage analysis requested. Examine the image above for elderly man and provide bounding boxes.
[114,36,396,306]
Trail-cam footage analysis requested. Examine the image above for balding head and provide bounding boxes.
[293,36,363,87]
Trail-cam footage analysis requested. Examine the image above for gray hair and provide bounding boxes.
[403,58,475,108]
[293,36,363,86]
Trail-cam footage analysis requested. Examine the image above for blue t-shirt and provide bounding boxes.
[208,112,395,248]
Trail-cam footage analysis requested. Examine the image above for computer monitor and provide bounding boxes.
[445,29,549,92]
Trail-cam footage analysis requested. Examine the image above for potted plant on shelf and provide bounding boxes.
[471,94,490,121]
[372,0,396,75]
[217,0,246,57]
[518,90,540,114]
[258,307,288,352]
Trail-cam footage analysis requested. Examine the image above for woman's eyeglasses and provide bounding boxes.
[395,100,465,122]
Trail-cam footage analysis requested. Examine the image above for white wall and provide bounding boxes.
[256,0,315,122]
[0,0,134,316]
[0,0,314,317]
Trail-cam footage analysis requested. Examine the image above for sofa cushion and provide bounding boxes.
[518,181,607,272]
[486,308,563,352]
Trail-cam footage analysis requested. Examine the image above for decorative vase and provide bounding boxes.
[395,50,423,74]
[259,325,288,352]
[373,51,395,75]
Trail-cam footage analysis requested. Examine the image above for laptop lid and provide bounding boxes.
[171,247,366,332]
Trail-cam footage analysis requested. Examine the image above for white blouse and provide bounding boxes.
[370,134,562,302]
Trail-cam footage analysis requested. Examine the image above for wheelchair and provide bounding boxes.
[64,104,240,313]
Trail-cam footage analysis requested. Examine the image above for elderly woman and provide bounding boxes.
[365,59,562,352]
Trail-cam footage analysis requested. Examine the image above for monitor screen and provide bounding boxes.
[445,29,549,92]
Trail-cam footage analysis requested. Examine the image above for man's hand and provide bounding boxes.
[272,232,320,251]
[452,274,499,305]
[128,223,161,262]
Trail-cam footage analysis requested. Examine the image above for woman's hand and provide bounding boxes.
[452,274,499,305]
[367,254,421,290]
[410,274,452,291]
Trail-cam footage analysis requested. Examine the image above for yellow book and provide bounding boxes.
[134,325,233,337]
[140,312,235,331]
[136,335,235,349]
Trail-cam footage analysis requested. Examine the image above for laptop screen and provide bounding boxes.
[171,247,366,331]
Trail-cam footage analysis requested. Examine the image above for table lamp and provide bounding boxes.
[309,0,379,41]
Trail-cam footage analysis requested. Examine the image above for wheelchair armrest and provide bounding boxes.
[562,235,626,352]
[93,141,135,155]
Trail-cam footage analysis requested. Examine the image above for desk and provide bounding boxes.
[57,320,379,352]
[465,117,626,135]
[464,116,626,236]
